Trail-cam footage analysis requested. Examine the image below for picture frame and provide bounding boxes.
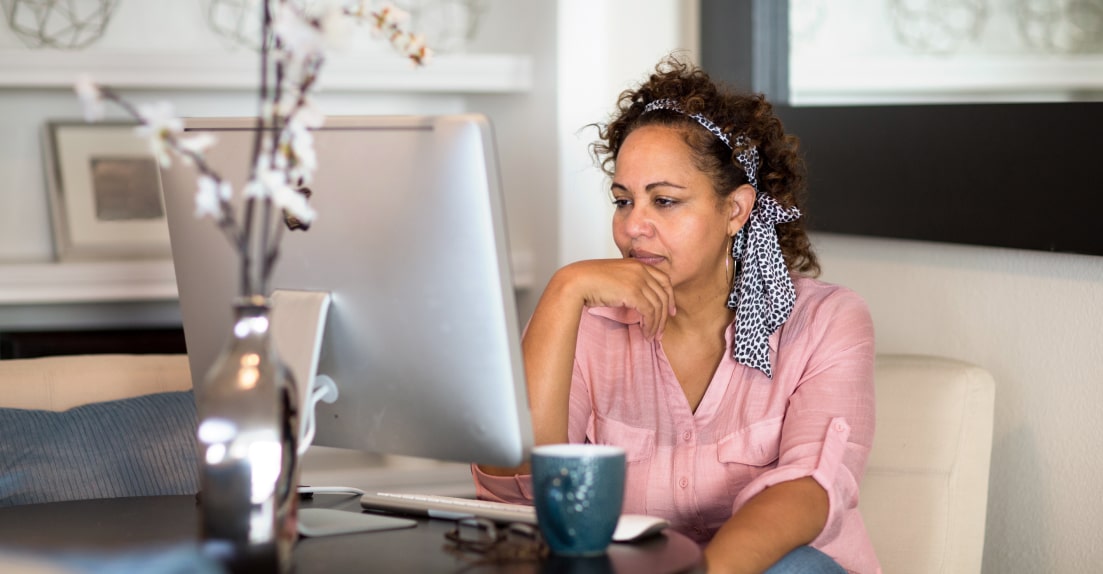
[43,121,172,262]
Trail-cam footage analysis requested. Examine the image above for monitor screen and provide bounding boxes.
[161,114,533,468]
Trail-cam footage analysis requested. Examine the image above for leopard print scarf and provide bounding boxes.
[644,99,801,378]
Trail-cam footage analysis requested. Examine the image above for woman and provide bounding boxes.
[476,56,879,574]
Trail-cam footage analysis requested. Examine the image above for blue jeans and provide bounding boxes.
[763,546,846,574]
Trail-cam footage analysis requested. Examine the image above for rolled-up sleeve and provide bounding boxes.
[472,464,533,503]
[729,289,876,546]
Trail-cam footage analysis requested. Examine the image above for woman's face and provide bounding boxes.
[611,125,739,294]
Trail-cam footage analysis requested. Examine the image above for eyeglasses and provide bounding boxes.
[443,517,549,564]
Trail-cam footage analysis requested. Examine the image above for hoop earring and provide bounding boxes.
[725,234,735,273]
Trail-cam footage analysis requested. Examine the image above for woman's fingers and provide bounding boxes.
[635,280,666,340]
[572,259,674,341]
[640,264,676,339]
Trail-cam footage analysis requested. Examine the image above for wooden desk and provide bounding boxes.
[0,495,703,573]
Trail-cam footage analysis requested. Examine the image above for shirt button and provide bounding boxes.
[682,430,693,441]
[834,422,846,432]
[679,477,689,488]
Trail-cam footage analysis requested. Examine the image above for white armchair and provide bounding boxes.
[860,354,996,574]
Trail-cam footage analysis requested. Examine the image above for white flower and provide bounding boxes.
[403,33,431,65]
[74,74,104,122]
[273,182,317,224]
[178,133,216,155]
[272,150,290,171]
[286,124,317,184]
[195,176,232,219]
[290,98,326,130]
[366,4,429,66]
[356,3,431,66]
[245,178,271,200]
[274,4,325,57]
[134,102,183,168]
[277,69,307,103]
[244,179,267,199]
[247,166,316,224]
[135,101,183,134]
[320,6,354,50]
[345,0,368,18]
[248,163,288,198]
[177,133,217,165]
[374,4,411,29]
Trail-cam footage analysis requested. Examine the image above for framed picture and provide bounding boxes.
[43,121,172,261]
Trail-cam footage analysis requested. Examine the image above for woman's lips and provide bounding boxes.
[630,250,665,265]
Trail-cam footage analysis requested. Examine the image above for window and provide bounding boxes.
[701,0,1103,256]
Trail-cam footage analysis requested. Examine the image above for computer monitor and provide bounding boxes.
[160,114,533,469]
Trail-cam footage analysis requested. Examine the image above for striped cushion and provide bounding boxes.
[0,391,198,507]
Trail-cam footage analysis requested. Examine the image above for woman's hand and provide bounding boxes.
[525,259,675,448]
[555,258,677,340]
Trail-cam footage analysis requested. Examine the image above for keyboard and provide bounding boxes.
[359,491,672,542]
[360,491,537,524]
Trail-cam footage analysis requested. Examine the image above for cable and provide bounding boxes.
[298,374,338,456]
[298,485,366,496]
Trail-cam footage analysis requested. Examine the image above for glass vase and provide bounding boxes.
[195,295,301,573]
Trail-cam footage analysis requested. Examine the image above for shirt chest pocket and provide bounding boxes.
[716,417,783,499]
[586,414,655,514]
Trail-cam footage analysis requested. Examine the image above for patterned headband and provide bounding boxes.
[642,98,759,191]
[641,97,802,379]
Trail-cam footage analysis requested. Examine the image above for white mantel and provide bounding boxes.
[0,51,532,93]
[0,260,177,306]
[0,250,533,308]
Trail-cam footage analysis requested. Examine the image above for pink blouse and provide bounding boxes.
[473,276,880,573]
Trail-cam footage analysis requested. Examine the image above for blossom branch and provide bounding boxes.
[74,1,429,297]
[77,79,245,251]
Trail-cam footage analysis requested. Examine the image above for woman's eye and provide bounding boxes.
[612,198,631,208]
[655,197,677,207]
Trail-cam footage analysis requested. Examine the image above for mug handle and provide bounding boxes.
[540,473,574,540]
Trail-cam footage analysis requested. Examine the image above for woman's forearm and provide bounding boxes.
[704,477,829,574]
[521,274,584,446]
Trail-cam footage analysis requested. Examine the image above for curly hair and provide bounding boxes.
[590,56,819,276]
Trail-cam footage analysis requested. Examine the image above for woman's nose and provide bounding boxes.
[622,205,654,237]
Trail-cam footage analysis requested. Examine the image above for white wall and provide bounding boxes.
[557,0,699,265]
[465,1,559,319]
[814,233,1103,573]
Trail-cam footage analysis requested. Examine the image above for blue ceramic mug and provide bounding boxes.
[531,444,626,556]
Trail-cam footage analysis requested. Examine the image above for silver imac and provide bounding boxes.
[161,114,533,468]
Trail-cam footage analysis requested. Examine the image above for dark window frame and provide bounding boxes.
[700,0,1103,257]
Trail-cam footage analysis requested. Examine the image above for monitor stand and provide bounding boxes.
[270,288,332,434]
[271,289,417,535]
